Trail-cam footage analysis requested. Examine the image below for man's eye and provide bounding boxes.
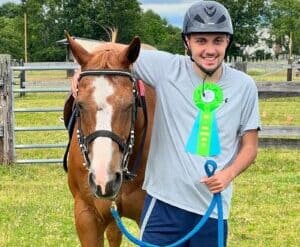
[215,39,224,44]
[196,39,205,44]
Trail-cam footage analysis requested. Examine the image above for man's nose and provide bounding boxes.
[204,43,216,55]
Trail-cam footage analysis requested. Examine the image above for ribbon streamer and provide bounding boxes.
[186,83,223,156]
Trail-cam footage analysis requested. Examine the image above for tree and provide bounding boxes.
[267,0,300,55]
[0,3,23,59]
[0,0,185,61]
[139,10,184,54]
[98,0,142,43]
[218,0,266,58]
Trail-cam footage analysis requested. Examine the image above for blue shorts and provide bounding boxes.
[140,194,228,247]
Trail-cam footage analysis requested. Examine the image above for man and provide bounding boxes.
[72,1,261,246]
[132,1,260,246]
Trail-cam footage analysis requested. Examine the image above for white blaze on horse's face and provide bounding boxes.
[90,76,115,192]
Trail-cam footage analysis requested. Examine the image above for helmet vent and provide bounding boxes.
[194,14,205,24]
[216,15,226,24]
[204,6,217,17]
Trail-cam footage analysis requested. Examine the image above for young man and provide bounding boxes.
[71,1,260,246]
[132,1,261,246]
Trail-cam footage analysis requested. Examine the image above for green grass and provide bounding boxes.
[14,92,68,161]
[25,70,69,82]
[2,69,298,246]
[248,68,300,82]
[260,97,300,126]
[0,165,138,247]
[229,149,299,246]
[0,149,299,246]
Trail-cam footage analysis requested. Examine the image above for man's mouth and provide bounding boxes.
[202,57,217,66]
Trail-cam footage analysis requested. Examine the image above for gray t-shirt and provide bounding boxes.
[133,50,261,219]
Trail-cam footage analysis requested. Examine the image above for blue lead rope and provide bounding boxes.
[111,160,224,247]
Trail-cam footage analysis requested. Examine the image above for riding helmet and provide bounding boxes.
[182,1,233,36]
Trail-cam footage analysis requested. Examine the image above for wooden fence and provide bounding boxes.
[0,55,14,164]
[0,56,299,164]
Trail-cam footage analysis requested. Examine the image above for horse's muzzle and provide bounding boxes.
[88,171,122,199]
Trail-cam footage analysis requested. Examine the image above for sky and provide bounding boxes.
[0,0,200,28]
[140,0,200,27]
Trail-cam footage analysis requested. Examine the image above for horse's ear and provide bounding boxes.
[120,36,141,66]
[64,30,92,66]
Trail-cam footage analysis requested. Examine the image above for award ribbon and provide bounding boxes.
[186,83,223,156]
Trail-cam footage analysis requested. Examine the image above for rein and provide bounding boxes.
[63,69,148,181]
[111,160,224,247]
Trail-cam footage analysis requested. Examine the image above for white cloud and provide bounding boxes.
[0,0,20,5]
[141,3,191,15]
[141,1,199,27]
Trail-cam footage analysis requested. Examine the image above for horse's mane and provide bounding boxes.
[91,44,126,68]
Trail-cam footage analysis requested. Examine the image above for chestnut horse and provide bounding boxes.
[64,33,155,246]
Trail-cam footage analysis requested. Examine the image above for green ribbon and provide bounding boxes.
[186,82,223,156]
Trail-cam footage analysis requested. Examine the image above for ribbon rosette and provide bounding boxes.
[186,83,223,156]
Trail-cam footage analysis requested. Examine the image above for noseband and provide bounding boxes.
[75,69,144,180]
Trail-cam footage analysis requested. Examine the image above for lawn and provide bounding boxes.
[0,149,299,246]
[1,68,298,246]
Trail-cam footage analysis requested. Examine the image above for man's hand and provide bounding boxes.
[200,169,233,194]
[71,70,81,98]
[201,130,259,194]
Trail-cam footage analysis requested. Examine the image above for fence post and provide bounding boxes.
[20,59,26,97]
[0,54,14,164]
[287,58,293,81]
[233,61,247,73]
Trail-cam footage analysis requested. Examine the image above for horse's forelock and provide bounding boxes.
[87,43,128,69]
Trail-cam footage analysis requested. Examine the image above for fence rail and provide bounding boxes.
[14,107,64,112]
[257,82,300,98]
[259,126,300,148]
[0,59,299,165]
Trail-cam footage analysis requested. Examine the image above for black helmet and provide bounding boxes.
[182,1,233,36]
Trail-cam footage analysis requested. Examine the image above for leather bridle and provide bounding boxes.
[74,69,147,180]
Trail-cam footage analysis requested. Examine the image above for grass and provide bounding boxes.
[260,97,300,126]
[247,68,300,83]
[229,149,299,246]
[1,69,298,246]
[0,165,139,247]
[0,149,299,246]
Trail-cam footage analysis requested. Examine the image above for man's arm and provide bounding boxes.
[201,130,259,193]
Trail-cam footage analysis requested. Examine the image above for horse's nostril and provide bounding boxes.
[115,172,122,184]
[104,172,122,197]
[88,172,95,187]
[96,185,102,196]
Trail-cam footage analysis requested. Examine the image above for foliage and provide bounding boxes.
[138,10,184,54]
[0,3,23,59]
[218,0,266,57]
[266,0,300,55]
[1,0,300,60]
[0,0,176,61]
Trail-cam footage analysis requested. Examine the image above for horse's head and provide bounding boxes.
[66,31,141,199]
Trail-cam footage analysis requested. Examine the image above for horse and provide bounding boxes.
[63,32,156,247]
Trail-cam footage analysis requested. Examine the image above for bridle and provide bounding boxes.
[74,69,147,180]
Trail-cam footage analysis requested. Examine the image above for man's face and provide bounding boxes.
[186,33,229,75]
